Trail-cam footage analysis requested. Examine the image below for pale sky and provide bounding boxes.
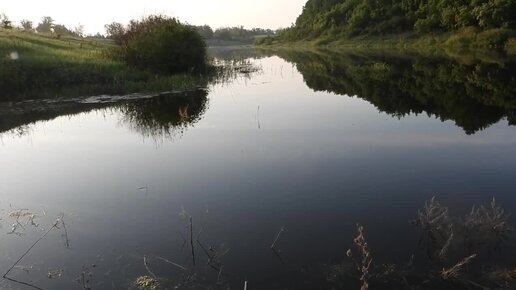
[2,0,306,35]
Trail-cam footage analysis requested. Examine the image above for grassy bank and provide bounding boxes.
[0,28,211,100]
[257,28,516,55]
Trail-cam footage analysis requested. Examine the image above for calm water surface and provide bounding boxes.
[1,49,515,289]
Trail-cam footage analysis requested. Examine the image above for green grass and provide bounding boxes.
[0,28,211,100]
[506,37,516,55]
[258,29,516,55]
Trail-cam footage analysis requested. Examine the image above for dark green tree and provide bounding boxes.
[0,13,12,29]
[36,16,54,33]
[20,19,34,31]
[277,0,516,41]
[116,16,207,74]
[104,22,125,44]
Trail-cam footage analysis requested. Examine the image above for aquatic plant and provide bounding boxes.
[412,196,454,259]
[135,275,159,290]
[464,198,512,254]
[440,254,477,280]
[347,225,373,290]
[327,197,515,290]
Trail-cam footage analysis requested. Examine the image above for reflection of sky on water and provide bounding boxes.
[0,55,515,289]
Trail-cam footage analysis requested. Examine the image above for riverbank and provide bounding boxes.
[257,28,516,55]
[0,28,211,100]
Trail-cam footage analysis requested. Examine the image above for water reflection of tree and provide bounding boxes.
[271,50,516,134]
[117,89,209,140]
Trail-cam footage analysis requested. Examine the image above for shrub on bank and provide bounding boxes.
[116,16,207,74]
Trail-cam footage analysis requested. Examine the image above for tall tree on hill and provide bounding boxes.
[74,24,84,37]
[36,16,54,33]
[20,20,34,31]
[0,13,13,29]
[104,22,125,44]
[282,0,516,40]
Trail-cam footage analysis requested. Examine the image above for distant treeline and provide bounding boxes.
[105,22,276,45]
[272,0,515,42]
[193,25,276,43]
[0,14,90,38]
[0,12,276,43]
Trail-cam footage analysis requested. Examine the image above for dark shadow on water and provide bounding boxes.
[264,49,516,134]
[0,89,209,140]
[117,90,209,140]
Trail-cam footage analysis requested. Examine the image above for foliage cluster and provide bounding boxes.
[275,0,516,48]
[106,16,207,74]
[1,13,13,29]
[106,22,276,46]
[196,26,275,44]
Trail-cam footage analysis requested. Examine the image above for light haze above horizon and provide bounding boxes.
[2,0,306,35]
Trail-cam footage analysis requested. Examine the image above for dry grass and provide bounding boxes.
[346,224,373,290]
[329,197,515,290]
[440,254,477,280]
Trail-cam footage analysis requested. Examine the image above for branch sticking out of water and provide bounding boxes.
[347,224,372,290]
[189,216,196,266]
[59,213,70,248]
[143,255,158,280]
[271,227,285,250]
[3,218,60,290]
[156,256,187,271]
[441,254,477,280]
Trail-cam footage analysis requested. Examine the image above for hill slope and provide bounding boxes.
[0,29,209,100]
[263,0,515,50]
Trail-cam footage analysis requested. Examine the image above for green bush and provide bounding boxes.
[118,16,207,74]
[445,33,474,48]
[506,37,516,54]
[475,28,510,48]
[444,27,510,49]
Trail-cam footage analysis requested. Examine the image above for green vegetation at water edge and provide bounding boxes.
[257,0,516,52]
[108,15,208,74]
[0,19,211,101]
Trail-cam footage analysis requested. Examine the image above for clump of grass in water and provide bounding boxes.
[413,197,512,260]
[135,207,233,289]
[135,275,159,290]
[328,197,514,290]
[346,224,373,290]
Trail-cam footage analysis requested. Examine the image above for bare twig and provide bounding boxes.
[441,254,477,280]
[76,265,95,290]
[179,231,187,251]
[438,225,454,260]
[3,219,59,278]
[272,248,286,265]
[156,256,187,271]
[59,213,70,248]
[189,216,196,266]
[257,105,261,129]
[271,227,285,250]
[143,255,158,279]
[216,265,224,285]
[3,276,44,290]
[196,239,219,270]
[348,224,373,290]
